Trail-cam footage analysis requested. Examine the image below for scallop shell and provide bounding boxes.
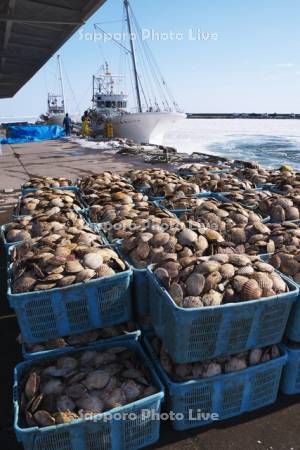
[177,228,198,246]
[237,266,254,276]
[56,395,76,412]
[182,296,204,308]
[83,253,103,270]
[34,282,57,291]
[97,264,116,277]
[251,272,273,290]
[202,290,223,307]
[205,271,222,290]
[33,410,55,427]
[269,272,287,293]
[205,229,224,242]
[76,269,96,283]
[57,275,77,287]
[232,275,249,292]
[185,273,205,296]
[161,261,181,279]
[25,372,40,399]
[197,261,221,274]
[219,263,235,279]
[254,261,274,273]
[83,370,110,390]
[13,273,37,293]
[169,283,184,306]
[241,279,262,301]
[65,260,84,273]
[228,254,250,267]
[136,241,150,259]
[210,254,229,263]
[285,206,300,220]
[151,232,170,246]
[230,228,246,244]
[270,205,286,222]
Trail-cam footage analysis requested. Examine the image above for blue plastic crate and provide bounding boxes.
[13,338,164,450]
[21,186,79,195]
[260,254,300,342]
[147,266,298,364]
[7,252,133,345]
[22,329,141,360]
[143,335,287,431]
[281,344,300,395]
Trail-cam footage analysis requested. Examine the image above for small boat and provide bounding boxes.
[89,0,185,144]
[41,55,66,126]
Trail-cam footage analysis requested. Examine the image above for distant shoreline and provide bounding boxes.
[187,113,300,119]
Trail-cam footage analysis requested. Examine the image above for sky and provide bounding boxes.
[1,0,300,118]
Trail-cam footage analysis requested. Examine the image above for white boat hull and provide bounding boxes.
[111,112,186,144]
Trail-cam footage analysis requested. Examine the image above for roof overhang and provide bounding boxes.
[0,0,107,98]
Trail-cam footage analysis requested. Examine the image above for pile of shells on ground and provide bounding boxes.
[19,345,158,428]
[153,254,288,309]
[150,335,281,381]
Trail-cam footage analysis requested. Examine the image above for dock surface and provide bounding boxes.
[0,138,300,450]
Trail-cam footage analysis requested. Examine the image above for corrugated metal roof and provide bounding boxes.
[0,0,107,98]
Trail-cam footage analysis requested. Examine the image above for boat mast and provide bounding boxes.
[124,0,142,113]
[57,54,66,114]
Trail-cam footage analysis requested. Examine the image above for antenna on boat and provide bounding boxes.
[124,0,142,113]
[57,55,66,114]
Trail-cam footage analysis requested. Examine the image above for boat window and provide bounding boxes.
[105,101,112,107]
[111,102,116,108]
[122,102,127,108]
[99,101,105,107]
[117,101,122,108]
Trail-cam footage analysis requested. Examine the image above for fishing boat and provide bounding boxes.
[89,0,185,144]
[41,55,66,126]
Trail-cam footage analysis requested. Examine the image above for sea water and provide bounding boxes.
[162,119,300,170]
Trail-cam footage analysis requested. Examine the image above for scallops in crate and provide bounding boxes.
[14,337,164,450]
[8,243,133,344]
[144,334,286,431]
[147,254,298,363]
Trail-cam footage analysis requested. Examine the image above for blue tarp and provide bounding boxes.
[1,124,65,144]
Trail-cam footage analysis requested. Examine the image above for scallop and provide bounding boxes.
[205,271,222,290]
[185,273,205,296]
[76,269,96,283]
[65,260,84,273]
[177,228,198,246]
[182,296,204,308]
[76,394,104,413]
[202,290,223,307]
[219,263,235,279]
[251,272,273,290]
[33,410,55,427]
[97,264,116,277]
[83,370,110,390]
[83,253,103,270]
[169,283,184,306]
[241,279,262,301]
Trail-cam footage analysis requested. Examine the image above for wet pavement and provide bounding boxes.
[0,139,300,450]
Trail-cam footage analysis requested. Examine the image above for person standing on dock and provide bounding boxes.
[63,113,72,136]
